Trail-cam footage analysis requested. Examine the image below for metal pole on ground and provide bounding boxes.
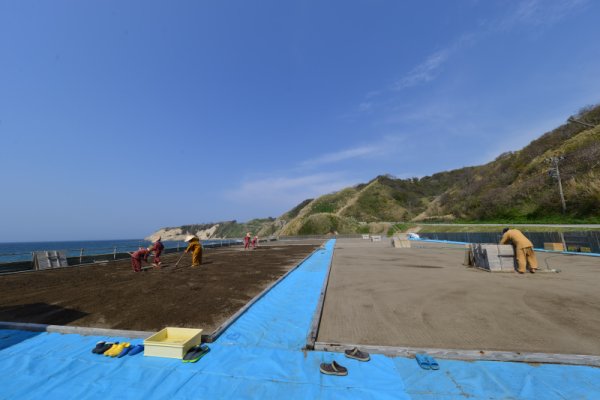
[559,232,567,252]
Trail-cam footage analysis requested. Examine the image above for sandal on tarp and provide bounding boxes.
[94,342,115,355]
[344,347,370,362]
[105,342,129,357]
[415,353,431,370]
[127,344,144,356]
[183,345,211,363]
[320,360,348,376]
[116,343,132,358]
[91,341,106,354]
[426,355,439,370]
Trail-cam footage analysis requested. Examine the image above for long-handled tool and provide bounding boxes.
[174,252,186,267]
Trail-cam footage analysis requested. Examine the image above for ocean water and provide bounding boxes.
[0,239,186,263]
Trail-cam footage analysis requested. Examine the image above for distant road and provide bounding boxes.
[417,223,600,228]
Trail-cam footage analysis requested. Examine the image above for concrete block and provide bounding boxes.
[472,244,515,272]
[544,242,565,251]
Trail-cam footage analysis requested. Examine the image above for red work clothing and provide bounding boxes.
[150,241,164,265]
[131,248,150,272]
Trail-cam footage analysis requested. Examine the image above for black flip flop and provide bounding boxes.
[183,345,210,363]
[91,341,106,354]
[94,342,116,355]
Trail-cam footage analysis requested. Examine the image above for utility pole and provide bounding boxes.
[546,156,566,214]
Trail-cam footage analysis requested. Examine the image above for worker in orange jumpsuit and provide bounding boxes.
[252,235,258,249]
[184,235,202,267]
[131,247,150,272]
[244,232,252,250]
[500,228,538,274]
[149,236,164,268]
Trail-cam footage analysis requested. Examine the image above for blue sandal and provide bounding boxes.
[426,355,439,370]
[415,353,431,370]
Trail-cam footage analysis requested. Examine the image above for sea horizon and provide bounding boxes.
[0,239,184,263]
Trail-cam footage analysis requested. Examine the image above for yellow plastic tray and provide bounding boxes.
[144,327,203,359]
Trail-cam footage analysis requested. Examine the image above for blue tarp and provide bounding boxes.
[1,239,599,399]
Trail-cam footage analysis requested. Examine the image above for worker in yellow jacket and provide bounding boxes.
[500,228,538,274]
[184,235,202,267]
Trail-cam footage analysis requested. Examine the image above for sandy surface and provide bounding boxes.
[0,241,322,333]
[317,238,600,355]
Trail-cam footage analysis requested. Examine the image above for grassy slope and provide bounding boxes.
[158,105,600,237]
[277,105,600,235]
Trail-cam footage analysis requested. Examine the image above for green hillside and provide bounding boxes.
[157,104,600,238]
[276,104,600,234]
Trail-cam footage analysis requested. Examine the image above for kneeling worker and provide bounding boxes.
[184,235,202,267]
[500,228,538,274]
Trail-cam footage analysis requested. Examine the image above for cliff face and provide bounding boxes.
[146,218,279,241]
[145,225,220,241]
[148,104,600,238]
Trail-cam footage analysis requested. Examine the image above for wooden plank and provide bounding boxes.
[0,321,154,339]
[313,341,600,367]
[305,246,336,350]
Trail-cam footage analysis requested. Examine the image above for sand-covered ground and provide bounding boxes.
[317,238,600,355]
[0,241,322,333]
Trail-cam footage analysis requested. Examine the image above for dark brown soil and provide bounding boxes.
[0,242,322,333]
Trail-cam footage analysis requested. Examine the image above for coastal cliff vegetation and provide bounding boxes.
[149,104,600,239]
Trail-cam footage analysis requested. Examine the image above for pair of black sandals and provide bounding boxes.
[319,347,370,376]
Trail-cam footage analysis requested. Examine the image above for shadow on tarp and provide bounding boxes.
[0,330,41,351]
[0,303,88,326]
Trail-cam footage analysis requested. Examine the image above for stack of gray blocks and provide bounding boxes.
[33,250,69,270]
[471,244,515,272]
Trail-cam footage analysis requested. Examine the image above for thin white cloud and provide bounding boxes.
[358,102,373,112]
[225,173,355,209]
[393,49,451,90]
[299,145,381,168]
[498,0,588,30]
[358,0,587,110]
[393,33,475,92]
[298,135,405,169]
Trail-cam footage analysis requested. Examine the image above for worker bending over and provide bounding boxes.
[184,235,202,267]
[500,228,538,274]
[131,247,150,272]
[149,236,164,268]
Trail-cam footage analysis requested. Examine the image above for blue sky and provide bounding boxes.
[1,0,599,241]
